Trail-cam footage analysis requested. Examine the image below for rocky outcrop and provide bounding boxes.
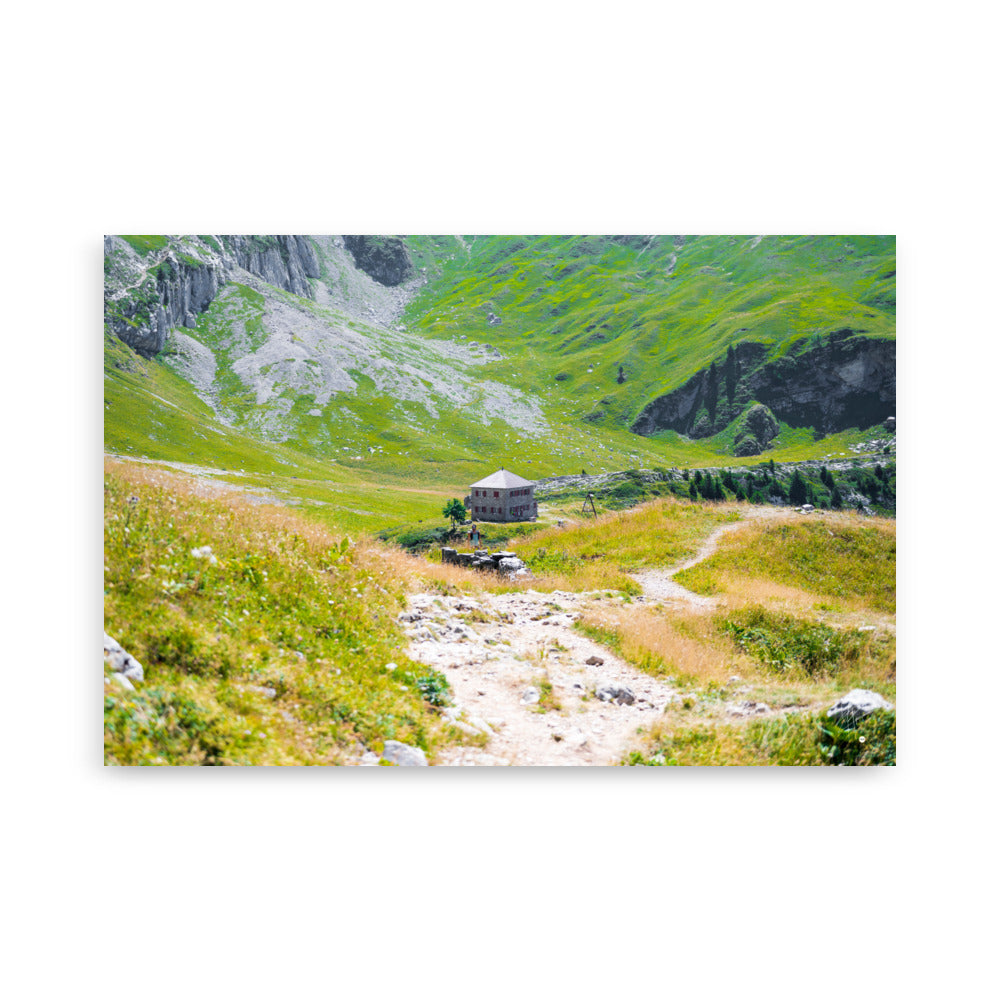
[631,332,895,439]
[225,235,321,298]
[342,236,414,287]
[105,235,322,357]
[827,689,894,726]
[104,633,145,690]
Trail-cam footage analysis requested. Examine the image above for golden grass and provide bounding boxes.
[578,602,758,688]
[514,497,740,569]
[674,511,896,614]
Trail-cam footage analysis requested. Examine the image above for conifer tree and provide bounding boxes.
[788,470,808,506]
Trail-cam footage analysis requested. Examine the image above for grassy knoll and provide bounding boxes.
[507,498,739,592]
[674,515,896,614]
[104,460,470,765]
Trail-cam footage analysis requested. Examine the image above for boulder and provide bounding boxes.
[585,655,604,666]
[380,740,428,766]
[521,687,540,705]
[596,684,635,705]
[827,689,894,725]
[103,633,145,683]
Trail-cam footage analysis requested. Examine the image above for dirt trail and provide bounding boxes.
[402,508,790,766]
[401,589,676,765]
[630,506,787,610]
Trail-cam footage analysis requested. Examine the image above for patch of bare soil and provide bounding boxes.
[401,590,678,766]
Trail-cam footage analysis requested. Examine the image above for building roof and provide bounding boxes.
[469,468,536,489]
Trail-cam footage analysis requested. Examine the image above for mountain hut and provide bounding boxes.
[466,468,537,523]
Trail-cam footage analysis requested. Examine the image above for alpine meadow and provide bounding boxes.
[104,234,896,766]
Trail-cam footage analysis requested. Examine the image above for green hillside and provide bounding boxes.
[104,234,895,533]
[403,235,895,427]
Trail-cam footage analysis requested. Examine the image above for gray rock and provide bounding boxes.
[727,701,770,717]
[585,655,605,666]
[111,673,135,691]
[103,633,144,683]
[596,684,635,705]
[106,235,321,357]
[359,751,380,766]
[381,740,428,766]
[827,689,894,725]
[521,687,540,705]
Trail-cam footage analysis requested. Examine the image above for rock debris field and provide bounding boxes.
[399,589,677,766]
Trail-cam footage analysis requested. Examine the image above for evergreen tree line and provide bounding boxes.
[669,461,895,512]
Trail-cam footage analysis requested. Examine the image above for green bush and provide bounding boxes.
[719,605,865,676]
[416,670,452,706]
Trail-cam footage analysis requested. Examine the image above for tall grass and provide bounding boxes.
[509,498,739,590]
[575,606,746,687]
[675,515,896,614]
[103,460,464,765]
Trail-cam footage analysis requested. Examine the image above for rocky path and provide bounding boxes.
[401,589,677,766]
[402,507,794,765]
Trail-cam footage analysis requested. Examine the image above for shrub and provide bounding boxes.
[719,605,867,676]
[624,710,895,766]
[416,670,452,706]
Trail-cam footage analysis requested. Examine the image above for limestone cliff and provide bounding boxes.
[631,331,895,439]
[104,235,321,357]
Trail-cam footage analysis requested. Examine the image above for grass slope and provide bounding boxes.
[403,235,895,427]
[103,460,473,765]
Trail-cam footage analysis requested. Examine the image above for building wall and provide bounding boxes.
[468,485,537,522]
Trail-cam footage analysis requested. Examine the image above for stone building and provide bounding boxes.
[466,468,537,523]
